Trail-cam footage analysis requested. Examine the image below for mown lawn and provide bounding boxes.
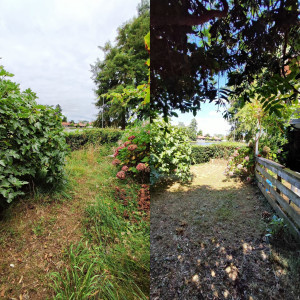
[0,145,149,299]
[151,160,300,299]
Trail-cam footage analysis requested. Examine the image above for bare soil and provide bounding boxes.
[150,159,300,300]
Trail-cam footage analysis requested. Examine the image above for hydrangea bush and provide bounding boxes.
[112,121,150,183]
[224,145,255,181]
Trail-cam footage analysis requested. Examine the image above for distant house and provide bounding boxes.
[77,123,86,128]
[62,122,71,127]
[86,121,94,128]
[197,135,206,140]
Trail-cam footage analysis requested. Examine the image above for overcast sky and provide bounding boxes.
[0,0,141,122]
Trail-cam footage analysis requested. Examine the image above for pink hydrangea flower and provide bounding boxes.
[124,141,131,147]
[116,171,126,180]
[229,171,234,176]
[113,145,125,157]
[237,164,243,169]
[128,144,138,151]
[128,135,135,140]
[136,163,149,172]
[112,159,121,166]
[245,156,249,161]
[233,150,239,157]
[122,165,129,172]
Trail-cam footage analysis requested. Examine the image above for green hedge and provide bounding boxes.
[65,128,123,150]
[191,143,247,164]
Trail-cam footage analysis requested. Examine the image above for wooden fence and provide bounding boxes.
[255,156,300,240]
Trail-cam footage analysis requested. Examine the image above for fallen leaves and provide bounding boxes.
[225,264,239,281]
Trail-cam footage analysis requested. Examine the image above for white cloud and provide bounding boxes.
[0,0,141,121]
[196,116,231,136]
[208,111,219,116]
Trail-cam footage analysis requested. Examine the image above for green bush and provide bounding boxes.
[0,66,69,204]
[65,128,122,150]
[151,119,192,184]
[191,142,246,164]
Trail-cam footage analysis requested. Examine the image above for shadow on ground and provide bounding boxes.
[150,160,300,300]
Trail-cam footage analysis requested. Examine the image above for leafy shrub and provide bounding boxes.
[224,145,255,180]
[259,133,288,164]
[191,142,246,164]
[65,128,122,150]
[112,121,150,183]
[0,66,68,204]
[265,215,287,240]
[151,118,192,184]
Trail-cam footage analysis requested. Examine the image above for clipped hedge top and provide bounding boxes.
[65,127,122,137]
[191,142,249,164]
[65,128,123,150]
[191,142,246,148]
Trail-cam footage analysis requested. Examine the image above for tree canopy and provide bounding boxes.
[91,0,149,129]
[151,0,300,117]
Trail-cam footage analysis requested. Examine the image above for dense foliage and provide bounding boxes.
[91,0,150,128]
[191,142,246,164]
[151,119,192,184]
[0,66,68,204]
[225,96,298,164]
[151,0,299,117]
[112,121,150,183]
[65,128,122,151]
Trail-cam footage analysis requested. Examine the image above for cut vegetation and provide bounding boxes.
[151,160,300,299]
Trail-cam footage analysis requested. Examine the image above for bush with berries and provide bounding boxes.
[112,121,150,183]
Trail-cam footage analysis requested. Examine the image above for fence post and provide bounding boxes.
[276,175,282,195]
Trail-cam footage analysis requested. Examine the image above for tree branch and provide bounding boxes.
[152,0,229,26]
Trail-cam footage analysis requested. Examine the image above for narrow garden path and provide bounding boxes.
[151,159,300,300]
[0,146,112,299]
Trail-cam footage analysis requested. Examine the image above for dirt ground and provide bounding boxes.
[150,159,300,300]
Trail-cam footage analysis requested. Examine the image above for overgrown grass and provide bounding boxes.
[50,145,150,299]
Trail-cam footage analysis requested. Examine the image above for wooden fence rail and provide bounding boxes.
[255,156,300,240]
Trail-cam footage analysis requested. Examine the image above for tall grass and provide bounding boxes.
[50,145,149,299]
